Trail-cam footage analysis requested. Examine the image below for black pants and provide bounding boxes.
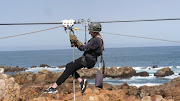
[56,57,84,86]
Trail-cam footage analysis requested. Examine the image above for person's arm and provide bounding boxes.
[78,38,101,51]
[70,33,101,51]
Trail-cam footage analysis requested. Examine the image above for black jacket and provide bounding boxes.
[78,37,103,67]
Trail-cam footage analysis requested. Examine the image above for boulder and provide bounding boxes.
[2,65,27,72]
[102,83,113,90]
[152,65,158,68]
[4,65,10,72]
[141,96,152,101]
[31,65,37,68]
[136,71,149,77]
[63,89,127,101]
[77,68,97,79]
[52,72,63,82]
[172,87,180,101]
[29,97,55,101]
[35,69,53,82]
[104,66,136,78]
[154,67,174,77]
[58,65,65,68]
[20,84,46,100]
[15,72,36,85]
[0,73,20,101]
[39,64,50,67]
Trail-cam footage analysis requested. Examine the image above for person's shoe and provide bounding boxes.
[44,86,58,94]
[80,79,88,93]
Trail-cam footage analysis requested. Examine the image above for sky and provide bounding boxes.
[0,0,180,51]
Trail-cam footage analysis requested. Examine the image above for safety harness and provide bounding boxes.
[97,36,105,74]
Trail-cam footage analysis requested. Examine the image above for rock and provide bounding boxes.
[30,97,54,101]
[102,83,113,90]
[0,73,20,101]
[127,96,138,101]
[141,96,152,101]
[136,71,149,77]
[2,65,27,72]
[31,65,37,68]
[153,65,158,68]
[179,73,180,75]
[10,66,180,101]
[118,82,130,95]
[58,65,65,68]
[71,89,127,101]
[154,67,174,77]
[40,64,50,67]
[163,89,172,99]
[151,95,165,101]
[172,87,180,101]
[77,68,97,79]
[129,86,139,96]
[104,66,136,78]
[16,76,180,101]
[4,65,10,72]
[15,72,36,84]
[52,72,63,82]
[20,84,45,100]
[35,69,53,82]
[139,86,150,98]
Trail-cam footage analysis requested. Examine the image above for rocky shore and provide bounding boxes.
[0,66,179,101]
[0,65,27,72]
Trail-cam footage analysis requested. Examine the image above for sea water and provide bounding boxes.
[0,46,180,87]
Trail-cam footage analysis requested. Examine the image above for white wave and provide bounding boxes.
[132,67,143,71]
[88,81,124,86]
[133,66,176,74]
[88,81,162,87]
[25,67,65,73]
[129,83,161,88]
[162,74,180,79]
[177,66,180,68]
[168,66,173,68]
[131,75,155,80]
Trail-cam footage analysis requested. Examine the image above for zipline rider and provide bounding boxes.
[44,22,104,94]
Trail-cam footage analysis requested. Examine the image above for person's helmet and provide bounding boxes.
[88,22,102,32]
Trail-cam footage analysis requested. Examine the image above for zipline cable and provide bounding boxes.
[98,18,180,23]
[101,31,180,43]
[0,23,62,25]
[1,18,180,25]
[0,26,63,39]
[0,26,180,43]
[75,28,180,43]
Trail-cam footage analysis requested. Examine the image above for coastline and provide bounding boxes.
[2,65,180,87]
[0,67,179,101]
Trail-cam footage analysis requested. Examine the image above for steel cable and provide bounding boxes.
[101,31,180,43]
[0,26,63,39]
[1,18,180,25]
[75,28,180,43]
[98,18,180,23]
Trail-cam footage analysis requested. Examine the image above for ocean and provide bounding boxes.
[0,46,180,87]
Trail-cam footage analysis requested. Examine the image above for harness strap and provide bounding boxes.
[97,36,105,74]
[100,55,105,74]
